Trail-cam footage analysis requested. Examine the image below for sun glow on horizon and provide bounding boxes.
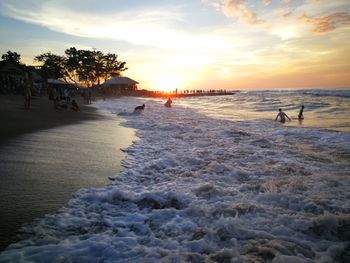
[1,0,350,90]
[147,74,188,92]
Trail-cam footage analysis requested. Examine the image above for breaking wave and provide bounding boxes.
[1,97,349,262]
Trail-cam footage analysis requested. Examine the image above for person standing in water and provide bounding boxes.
[165,97,172,107]
[275,108,291,123]
[298,105,304,120]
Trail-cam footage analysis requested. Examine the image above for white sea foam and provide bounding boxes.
[1,97,349,262]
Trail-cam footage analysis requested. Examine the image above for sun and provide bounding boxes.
[150,75,187,92]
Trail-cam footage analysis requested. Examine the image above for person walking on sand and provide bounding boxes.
[24,79,32,110]
[298,105,304,120]
[275,108,291,123]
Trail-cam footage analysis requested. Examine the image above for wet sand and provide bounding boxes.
[0,95,103,144]
[0,95,135,250]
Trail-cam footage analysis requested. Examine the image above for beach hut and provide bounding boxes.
[102,76,138,95]
[0,61,26,94]
[0,62,44,94]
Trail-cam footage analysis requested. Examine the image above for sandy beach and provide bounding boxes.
[0,94,135,251]
[0,95,103,144]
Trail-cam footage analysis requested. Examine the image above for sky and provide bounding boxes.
[0,0,349,91]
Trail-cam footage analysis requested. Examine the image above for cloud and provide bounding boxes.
[262,0,272,6]
[300,12,350,33]
[274,7,293,18]
[0,1,232,53]
[1,0,350,90]
[220,0,264,24]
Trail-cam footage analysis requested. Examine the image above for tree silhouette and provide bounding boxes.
[34,52,66,80]
[35,47,128,86]
[1,50,21,63]
[64,47,127,86]
[102,53,127,80]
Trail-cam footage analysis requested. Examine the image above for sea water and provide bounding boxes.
[0,90,349,262]
[174,89,350,132]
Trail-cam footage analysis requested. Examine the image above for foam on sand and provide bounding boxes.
[1,97,349,262]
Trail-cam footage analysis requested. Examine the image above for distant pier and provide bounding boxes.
[131,89,237,98]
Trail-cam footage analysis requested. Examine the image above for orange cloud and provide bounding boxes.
[300,12,350,33]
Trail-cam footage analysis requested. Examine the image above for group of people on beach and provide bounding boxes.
[23,79,80,112]
[275,105,304,123]
[54,96,79,112]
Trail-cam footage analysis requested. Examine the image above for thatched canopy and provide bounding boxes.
[103,77,139,86]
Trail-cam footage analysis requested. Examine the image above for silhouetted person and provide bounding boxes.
[82,90,87,104]
[71,100,79,112]
[87,89,92,104]
[275,108,291,123]
[24,79,32,109]
[54,97,60,110]
[64,88,70,102]
[165,97,172,107]
[298,105,304,120]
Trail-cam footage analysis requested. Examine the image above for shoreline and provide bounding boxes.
[0,94,135,251]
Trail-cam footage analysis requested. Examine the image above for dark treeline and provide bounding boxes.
[1,50,235,98]
[1,50,21,63]
[1,48,128,87]
[35,47,127,87]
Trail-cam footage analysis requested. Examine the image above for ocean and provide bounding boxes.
[1,89,349,262]
[174,89,350,132]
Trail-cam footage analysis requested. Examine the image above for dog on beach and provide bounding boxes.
[134,104,145,113]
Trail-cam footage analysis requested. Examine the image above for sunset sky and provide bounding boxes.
[0,0,349,91]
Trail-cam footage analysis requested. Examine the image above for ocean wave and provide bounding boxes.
[175,90,350,131]
[1,98,349,262]
[245,89,350,98]
[299,89,350,98]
